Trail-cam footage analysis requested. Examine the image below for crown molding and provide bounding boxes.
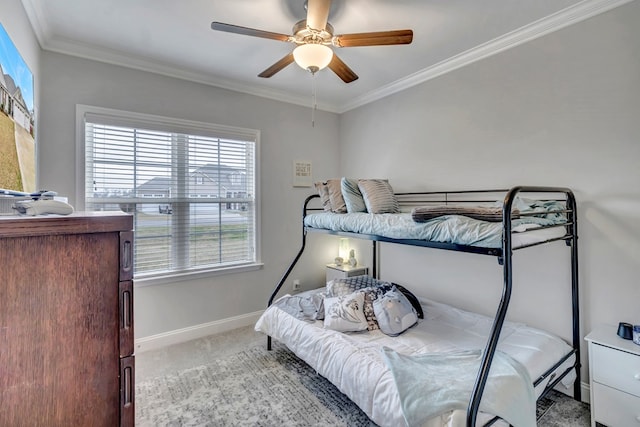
[44,36,341,112]
[20,0,51,47]
[338,0,635,113]
[21,0,634,114]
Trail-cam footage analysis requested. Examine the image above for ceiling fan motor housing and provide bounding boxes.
[293,19,334,44]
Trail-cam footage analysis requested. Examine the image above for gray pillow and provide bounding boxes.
[341,177,367,213]
[373,286,418,336]
[358,179,399,214]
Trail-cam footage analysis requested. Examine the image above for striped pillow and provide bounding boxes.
[341,177,367,213]
[411,205,520,222]
[358,179,399,214]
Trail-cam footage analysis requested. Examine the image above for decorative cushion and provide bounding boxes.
[314,181,332,212]
[373,286,418,336]
[341,177,367,213]
[327,275,391,297]
[388,283,424,319]
[357,179,399,214]
[326,276,425,330]
[360,287,381,331]
[327,179,347,213]
[324,291,369,332]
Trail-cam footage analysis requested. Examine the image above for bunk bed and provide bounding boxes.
[256,185,580,427]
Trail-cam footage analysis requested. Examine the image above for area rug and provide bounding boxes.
[136,343,375,426]
[136,343,588,426]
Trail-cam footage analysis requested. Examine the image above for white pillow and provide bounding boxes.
[324,291,369,332]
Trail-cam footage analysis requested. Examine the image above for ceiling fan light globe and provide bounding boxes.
[293,44,333,72]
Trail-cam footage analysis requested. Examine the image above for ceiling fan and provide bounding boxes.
[211,0,413,83]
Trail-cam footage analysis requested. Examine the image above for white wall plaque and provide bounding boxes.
[293,160,312,187]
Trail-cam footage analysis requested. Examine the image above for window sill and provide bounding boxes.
[134,262,264,288]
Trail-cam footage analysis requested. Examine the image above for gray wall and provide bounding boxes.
[36,51,341,338]
[339,1,640,383]
[6,0,639,384]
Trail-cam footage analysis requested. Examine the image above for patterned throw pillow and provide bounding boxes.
[357,179,399,214]
[327,276,392,331]
[324,291,369,332]
[326,276,424,330]
[327,275,391,297]
[360,287,381,330]
[341,177,367,213]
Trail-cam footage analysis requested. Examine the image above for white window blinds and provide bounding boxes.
[81,107,259,279]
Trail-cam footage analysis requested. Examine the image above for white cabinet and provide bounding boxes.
[585,326,640,427]
[326,263,368,283]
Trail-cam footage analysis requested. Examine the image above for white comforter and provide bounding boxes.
[255,291,575,427]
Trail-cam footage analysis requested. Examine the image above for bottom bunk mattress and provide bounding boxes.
[255,289,576,427]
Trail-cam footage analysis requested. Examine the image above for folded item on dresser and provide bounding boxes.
[411,205,520,223]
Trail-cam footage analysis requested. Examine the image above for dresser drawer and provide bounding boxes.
[591,343,640,397]
[592,382,640,427]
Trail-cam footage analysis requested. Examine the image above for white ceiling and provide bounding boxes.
[20,0,629,113]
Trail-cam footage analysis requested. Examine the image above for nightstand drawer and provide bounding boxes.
[592,343,640,397]
[592,382,640,427]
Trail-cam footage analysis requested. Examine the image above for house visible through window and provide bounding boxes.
[79,106,260,280]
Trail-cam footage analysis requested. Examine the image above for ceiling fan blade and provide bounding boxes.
[334,29,413,47]
[306,0,332,31]
[328,54,358,83]
[258,53,295,78]
[211,22,290,42]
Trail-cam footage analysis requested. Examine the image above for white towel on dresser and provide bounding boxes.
[382,348,536,427]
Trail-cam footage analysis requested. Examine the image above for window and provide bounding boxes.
[78,105,260,280]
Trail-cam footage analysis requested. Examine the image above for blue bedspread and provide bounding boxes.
[304,198,566,248]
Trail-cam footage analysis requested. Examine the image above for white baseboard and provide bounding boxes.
[135,310,264,354]
[580,381,591,404]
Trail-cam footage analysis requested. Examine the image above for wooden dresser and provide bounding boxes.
[0,212,134,427]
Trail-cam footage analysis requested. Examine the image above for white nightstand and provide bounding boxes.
[585,325,640,427]
[326,263,368,283]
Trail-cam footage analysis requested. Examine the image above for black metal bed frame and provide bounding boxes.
[266,186,581,427]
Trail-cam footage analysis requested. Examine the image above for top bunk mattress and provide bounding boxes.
[256,290,576,427]
[304,198,568,249]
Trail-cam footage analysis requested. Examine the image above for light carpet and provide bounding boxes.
[136,338,590,426]
[136,342,374,426]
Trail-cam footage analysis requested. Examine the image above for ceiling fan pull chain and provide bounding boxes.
[311,72,317,127]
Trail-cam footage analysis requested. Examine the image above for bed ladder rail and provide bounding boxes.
[466,186,580,427]
[266,194,319,350]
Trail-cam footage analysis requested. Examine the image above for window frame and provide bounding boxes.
[75,104,262,286]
